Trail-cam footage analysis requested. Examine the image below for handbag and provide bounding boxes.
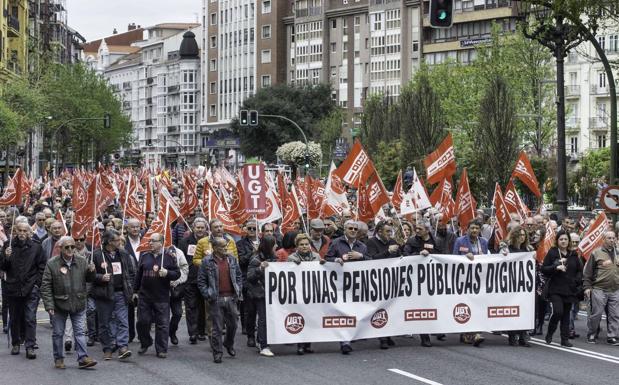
[541,277,552,301]
[170,282,187,299]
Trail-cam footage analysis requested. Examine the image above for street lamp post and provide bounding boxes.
[148,138,187,169]
[259,114,310,175]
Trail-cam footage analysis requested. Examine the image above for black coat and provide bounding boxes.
[236,236,257,278]
[403,234,439,256]
[0,238,46,297]
[541,247,583,302]
[179,233,202,283]
[366,236,400,259]
[246,253,276,300]
[91,248,136,304]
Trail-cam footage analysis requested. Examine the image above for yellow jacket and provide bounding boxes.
[193,235,238,267]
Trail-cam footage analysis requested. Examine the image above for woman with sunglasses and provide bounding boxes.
[541,230,583,347]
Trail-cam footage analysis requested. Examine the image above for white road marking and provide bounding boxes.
[388,369,444,385]
[529,337,619,361]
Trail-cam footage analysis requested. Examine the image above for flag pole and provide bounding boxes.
[120,175,131,236]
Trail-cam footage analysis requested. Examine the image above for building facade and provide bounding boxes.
[104,24,202,168]
[0,0,28,83]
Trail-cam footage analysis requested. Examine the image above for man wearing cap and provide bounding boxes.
[309,219,330,259]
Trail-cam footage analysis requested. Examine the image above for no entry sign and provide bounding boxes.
[242,163,266,214]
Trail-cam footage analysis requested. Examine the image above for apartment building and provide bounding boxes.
[564,26,619,159]
[104,24,202,168]
[0,0,28,83]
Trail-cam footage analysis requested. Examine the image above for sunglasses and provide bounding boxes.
[75,239,85,242]
[63,245,76,250]
[246,227,256,231]
[347,227,358,231]
[149,239,162,243]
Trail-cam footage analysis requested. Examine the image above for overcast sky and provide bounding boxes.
[66,0,200,42]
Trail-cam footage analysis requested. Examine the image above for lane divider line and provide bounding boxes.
[388,368,444,385]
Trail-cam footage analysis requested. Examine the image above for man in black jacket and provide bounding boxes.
[133,233,180,358]
[236,220,258,345]
[178,217,208,344]
[366,220,400,349]
[92,230,135,360]
[0,222,46,358]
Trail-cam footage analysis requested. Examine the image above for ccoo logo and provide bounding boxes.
[453,303,471,324]
[371,309,389,329]
[284,313,305,334]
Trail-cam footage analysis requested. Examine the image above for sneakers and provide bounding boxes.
[78,356,97,369]
[156,352,167,359]
[473,334,485,347]
[197,334,207,341]
[26,348,36,359]
[340,344,352,355]
[260,347,275,357]
[64,340,72,352]
[10,345,20,355]
[560,339,573,348]
[587,335,597,344]
[54,359,66,369]
[103,351,113,360]
[118,347,132,359]
[213,353,222,363]
[607,337,619,345]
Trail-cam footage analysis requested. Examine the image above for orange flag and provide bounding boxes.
[492,183,510,243]
[578,212,609,260]
[392,170,403,210]
[333,140,374,187]
[536,222,555,263]
[423,133,456,185]
[455,168,476,233]
[511,151,541,197]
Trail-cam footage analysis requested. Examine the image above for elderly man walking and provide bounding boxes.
[584,231,619,345]
[40,236,98,369]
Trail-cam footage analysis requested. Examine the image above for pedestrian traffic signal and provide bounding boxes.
[103,112,112,128]
[240,110,249,126]
[249,110,258,126]
[430,0,453,28]
[304,154,311,169]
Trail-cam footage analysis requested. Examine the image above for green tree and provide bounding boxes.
[316,109,344,165]
[232,84,336,162]
[374,140,402,190]
[38,63,132,167]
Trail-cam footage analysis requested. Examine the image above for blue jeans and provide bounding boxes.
[96,292,129,352]
[87,297,97,339]
[52,309,88,361]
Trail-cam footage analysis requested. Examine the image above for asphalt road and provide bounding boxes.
[0,309,617,385]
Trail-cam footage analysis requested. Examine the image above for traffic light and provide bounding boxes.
[429,0,453,28]
[240,110,249,126]
[249,110,258,126]
[304,154,311,170]
[103,112,111,128]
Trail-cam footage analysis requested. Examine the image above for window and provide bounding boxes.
[210,35,217,48]
[262,25,271,39]
[209,59,217,71]
[331,42,336,52]
[598,135,607,149]
[570,137,578,154]
[599,72,607,88]
[261,49,271,63]
[210,13,217,25]
[261,75,271,88]
[209,105,216,116]
[262,0,271,14]
[209,82,216,94]
[610,35,619,52]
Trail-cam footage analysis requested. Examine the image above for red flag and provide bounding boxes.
[504,180,530,221]
[455,168,476,233]
[228,179,251,225]
[305,175,325,220]
[578,212,609,260]
[144,176,155,214]
[356,181,375,223]
[493,183,510,243]
[366,172,390,216]
[511,151,541,197]
[137,188,182,252]
[536,222,555,263]
[281,185,302,234]
[71,178,97,239]
[320,162,350,218]
[333,140,374,187]
[72,175,87,210]
[180,174,199,218]
[392,170,403,210]
[0,168,24,206]
[423,133,456,185]
[40,182,53,200]
[242,164,267,215]
[430,178,454,225]
[204,181,242,235]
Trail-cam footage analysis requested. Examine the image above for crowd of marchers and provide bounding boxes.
[1,195,618,368]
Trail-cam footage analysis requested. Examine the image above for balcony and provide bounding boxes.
[122,101,131,109]
[295,6,322,17]
[7,15,20,37]
[167,125,178,133]
[589,117,609,130]
[146,97,153,105]
[122,82,132,90]
[167,85,180,94]
[564,85,580,97]
[565,117,580,129]
[590,84,609,95]
[145,119,153,126]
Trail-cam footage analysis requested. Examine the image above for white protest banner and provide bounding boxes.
[266,252,535,344]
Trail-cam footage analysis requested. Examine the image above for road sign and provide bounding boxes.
[599,185,619,213]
